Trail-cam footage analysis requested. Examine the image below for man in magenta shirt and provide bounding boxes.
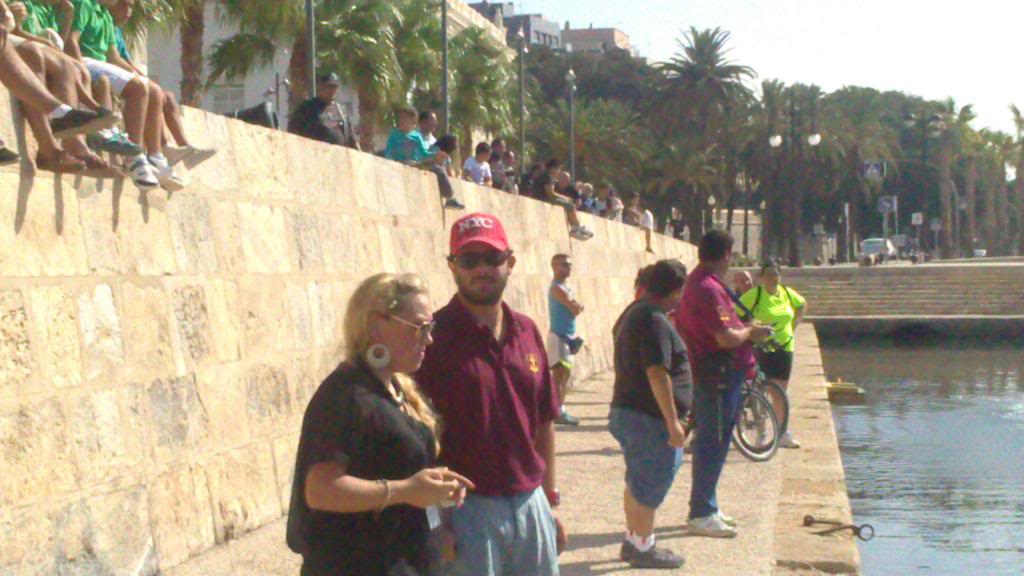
[675,230,771,538]
[417,213,564,575]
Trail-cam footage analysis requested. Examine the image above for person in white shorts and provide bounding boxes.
[548,253,585,426]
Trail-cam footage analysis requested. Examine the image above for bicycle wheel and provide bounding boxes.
[757,379,790,436]
[731,390,779,462]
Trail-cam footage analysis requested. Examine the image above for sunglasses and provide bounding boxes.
[448,250,513,270]
[390,315,437,339]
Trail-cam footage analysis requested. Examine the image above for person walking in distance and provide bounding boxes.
[417,213,566,576]
[548,253,584,427]
[675,230,772,538]
[287,273,473,575]
[738,259,807,448]
[609,259,692,569]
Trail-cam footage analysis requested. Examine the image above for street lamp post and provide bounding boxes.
[566,63,577,182]
[305,0,316,96]
[517,28,527,181]
[770,94,820,268]
[706,195,717,235]
[441,0,449,134]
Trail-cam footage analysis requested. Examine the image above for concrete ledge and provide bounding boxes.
[810,316,1024,339]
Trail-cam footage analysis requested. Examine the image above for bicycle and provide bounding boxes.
[684,368,781,463]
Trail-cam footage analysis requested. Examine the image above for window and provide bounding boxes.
[209,84,245,114]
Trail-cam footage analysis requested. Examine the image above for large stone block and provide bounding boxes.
[122,282,175,379]
[77,487,158,575]
[271,433,299,514]
[76,284,125,383]
[148,464,216,567]
[208,200,246,274]
[288,209,325,272]
[205,280,242,364]
[237,278,292,358]
[171,285,212,366]
[0,172,89,277]
[0,290,34,395]
[194,362,251,451]
[349,151,382,212]
[237,202,294,274]
[244,362,295,433]
[376,159,410,216]
[203,443,281,543]
[168,194,219,274]
[286,137,338,206]
[28,285,82,391]
[146,374,209,455]
[229,121,293,202]
[68,387,141,489]
[286,282,314,351]
[179,110,239,193]
[0,397,77,507]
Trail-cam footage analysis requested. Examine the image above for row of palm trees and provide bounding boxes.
[133,2,1023,262]
[136,0,513,153]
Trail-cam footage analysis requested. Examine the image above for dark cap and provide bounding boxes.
[318,73,341,87]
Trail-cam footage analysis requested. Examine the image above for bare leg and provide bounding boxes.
[624,488,657,539]
[92,74,113,110]
[120,76,149,147]
[0,40,62,114]
[552,364,571,407]
[161,89,190,147]
[143,79,164,155]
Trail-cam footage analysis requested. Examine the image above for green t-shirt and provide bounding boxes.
[22,0,58,35]
[71,0,117,61]
[738,285,806,352]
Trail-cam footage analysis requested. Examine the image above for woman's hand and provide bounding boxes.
[395,467,474,509]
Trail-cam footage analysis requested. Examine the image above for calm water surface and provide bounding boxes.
[820,340,1024,576]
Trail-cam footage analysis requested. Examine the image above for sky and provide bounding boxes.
[517,0,1022,136]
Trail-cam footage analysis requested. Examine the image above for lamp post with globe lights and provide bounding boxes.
[770,91,821,267]
[565,49,577,182]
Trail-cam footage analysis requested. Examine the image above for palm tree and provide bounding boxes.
[206,0,310,110]
[933,99,975,258]
[448,25,515,158]
[318,2,405,149]
[1010,104,1024,255]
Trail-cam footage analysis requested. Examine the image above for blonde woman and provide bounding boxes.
[287,273,473,576]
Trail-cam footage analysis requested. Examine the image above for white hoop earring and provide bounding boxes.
[365,344,391,369]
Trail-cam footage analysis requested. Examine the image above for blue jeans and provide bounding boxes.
[608,407,684,509]
[446,487,559,576]
[689,366,744,519]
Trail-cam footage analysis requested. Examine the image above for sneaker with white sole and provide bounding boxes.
[688,514,738,538]
[717,511,737,527]
[128,157,159,190]
[165,145,217,167]
[779,431,801,449]
[150,158,186,192]
[570,225,593,240]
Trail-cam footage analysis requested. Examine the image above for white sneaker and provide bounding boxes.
[688,514,738,538]
[779,431,801,449]
[716,511,737,527]
[165,145,217,167]
[150,157,186,192]
[127,157,159,190]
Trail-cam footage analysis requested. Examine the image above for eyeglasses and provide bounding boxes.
[390,315,436,339]
[447,250,513,270]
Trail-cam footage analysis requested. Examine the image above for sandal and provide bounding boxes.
[73,151,124,179]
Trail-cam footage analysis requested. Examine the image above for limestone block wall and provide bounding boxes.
[0,86,696,574]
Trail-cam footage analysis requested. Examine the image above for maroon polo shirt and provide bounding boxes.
[674,264,756,374]
[416,296,560,497]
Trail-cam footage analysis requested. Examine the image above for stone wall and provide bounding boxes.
[0,87,696,574]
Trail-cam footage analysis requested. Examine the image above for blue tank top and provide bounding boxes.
[549,280,576,337]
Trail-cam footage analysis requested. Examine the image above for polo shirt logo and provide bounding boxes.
[717,304,731,322]
[527,353,540,373]
[458,217,495,233]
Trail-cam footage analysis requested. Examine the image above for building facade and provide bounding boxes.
[561,27,634,55]
[468,1,561,49]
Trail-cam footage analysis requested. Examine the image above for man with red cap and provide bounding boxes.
[417,213,565,576]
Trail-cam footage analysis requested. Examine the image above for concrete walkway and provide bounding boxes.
[167,326,858,576]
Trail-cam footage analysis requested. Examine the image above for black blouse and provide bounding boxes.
[286,361,439,575]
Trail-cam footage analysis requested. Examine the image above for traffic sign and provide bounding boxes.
[861,161,887,181]
[929,218,942,232]
[877,196,896,214]
[911,212,924,226]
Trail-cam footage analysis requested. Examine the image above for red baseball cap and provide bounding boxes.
[449,213,510,255]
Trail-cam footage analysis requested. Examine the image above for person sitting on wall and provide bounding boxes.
[462,141,492,186]
[383,105,465,210]
[289,72,359,151]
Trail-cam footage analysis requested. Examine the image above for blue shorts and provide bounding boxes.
[608,406,684,509]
